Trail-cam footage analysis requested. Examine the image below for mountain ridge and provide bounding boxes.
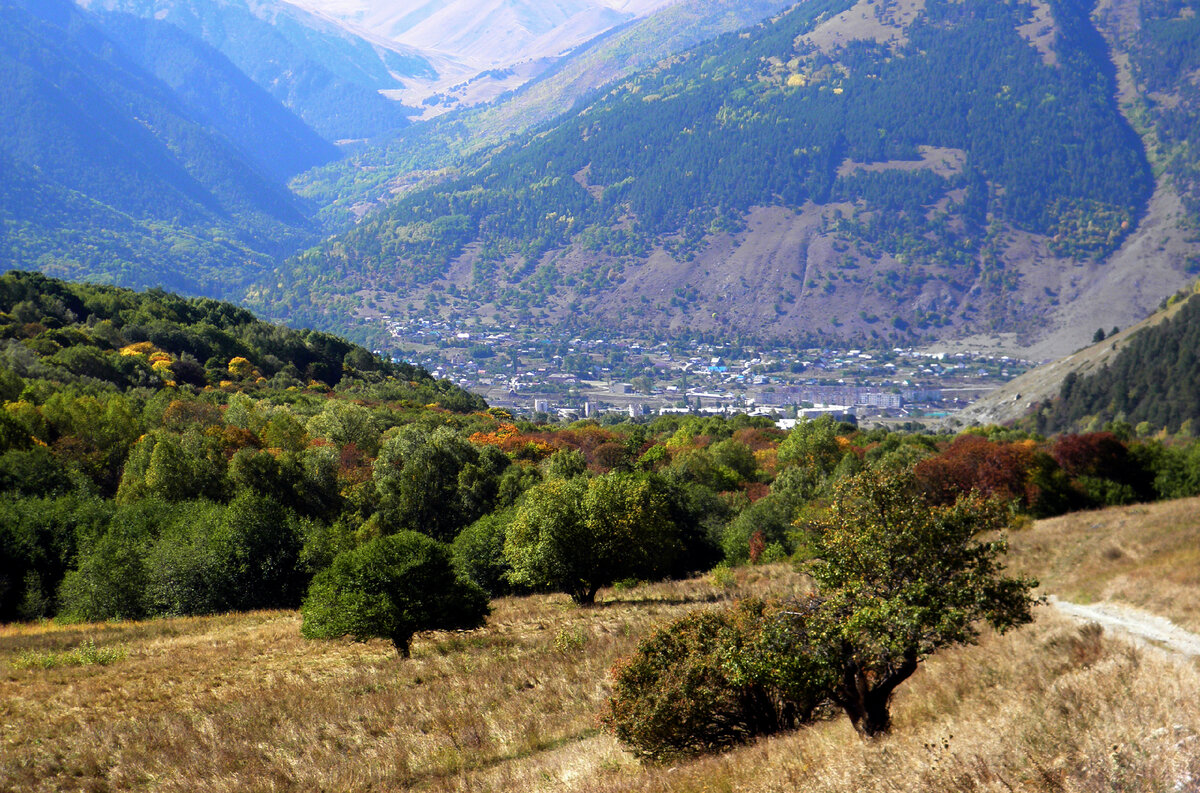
[264,0,1192,354]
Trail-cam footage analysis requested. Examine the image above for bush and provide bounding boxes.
[720,494,793,564]
[451,509,516,596]
[603,598,828,762]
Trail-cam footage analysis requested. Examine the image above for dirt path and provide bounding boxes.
[1049,596,1200,657]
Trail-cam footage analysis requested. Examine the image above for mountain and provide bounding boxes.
[1035,285,1200,434]
[280,0,679,112]
[261,0,1200,353]
[84,11,338,182]
[0,0,323,295]
[294,0,797,223]
[78,0,434,141]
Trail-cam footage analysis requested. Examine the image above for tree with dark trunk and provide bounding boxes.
[503,473,681,605]
[807,470,1039,737]
[300,531,489,657]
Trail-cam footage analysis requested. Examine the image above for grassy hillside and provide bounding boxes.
[3,554,1197,792]
[1009,495,1200,631]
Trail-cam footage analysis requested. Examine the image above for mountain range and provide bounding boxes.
[263,0,1200,358]
[280,0,681,112]
[0,0,331,295]
[1,0,1199,370]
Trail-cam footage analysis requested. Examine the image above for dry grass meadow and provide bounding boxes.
[1008,495,1200,631]
[4,500,1200,792]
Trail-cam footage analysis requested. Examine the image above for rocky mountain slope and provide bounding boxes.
[262,0,1200,353]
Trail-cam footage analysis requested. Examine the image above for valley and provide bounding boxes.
[5,2,1200,790]
[263,0,1200,366]
[379,314,1032,422]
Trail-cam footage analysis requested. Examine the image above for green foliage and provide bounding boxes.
[11,638,128,670]
[1045,294,1200,434]
[0,494,112,621]
[373,426,508,541]
[58,522,151,622]
[300,531,490,657]
[777,415,844,474]
[806,470,1038,736]
[720,494,794,565]
[541,448,588,480]
[504,473,683,604]
[603,598,829,761]
[451,509,516,597]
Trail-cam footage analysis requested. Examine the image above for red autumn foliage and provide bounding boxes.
[338,442,372,485]
[732,426,785,451]
[913,434,1038,506]
[748,531,766,564]
[1050,432,1129,480]
[743,481,770,503]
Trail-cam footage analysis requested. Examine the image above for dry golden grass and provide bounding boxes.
[1008,495,1200,630]
[3,504,1199,793]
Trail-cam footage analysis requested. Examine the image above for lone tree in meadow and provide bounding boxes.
[300,531,490,657]
[804,470,1039,736]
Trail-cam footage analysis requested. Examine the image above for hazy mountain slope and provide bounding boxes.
[266,0,1161,349]
[0,0,317,294]
[78,0,431,140]
[294,0,796,222]
[285,0,674,65]
[88,11,338,181]
[282,0,678,111]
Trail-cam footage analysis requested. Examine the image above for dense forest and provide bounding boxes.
[262,0,1151,341]
[1041,287,1200,433]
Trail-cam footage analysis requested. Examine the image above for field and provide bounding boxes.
[3,500,1200,792]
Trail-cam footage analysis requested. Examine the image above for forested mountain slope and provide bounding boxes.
[78,0,430,141]
[0,0,327,296]
[263,0,1200,352]
[295,0,797,223]
[1038,286,1200,434]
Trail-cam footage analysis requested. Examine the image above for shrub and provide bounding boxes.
[603,598,828,761]
[451,509,516,596]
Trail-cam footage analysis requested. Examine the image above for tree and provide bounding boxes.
[300,531,490,657]
[504,473,680,604]
[805,470,1038,736]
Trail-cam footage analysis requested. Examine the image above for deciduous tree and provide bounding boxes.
[301,531,489,657]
